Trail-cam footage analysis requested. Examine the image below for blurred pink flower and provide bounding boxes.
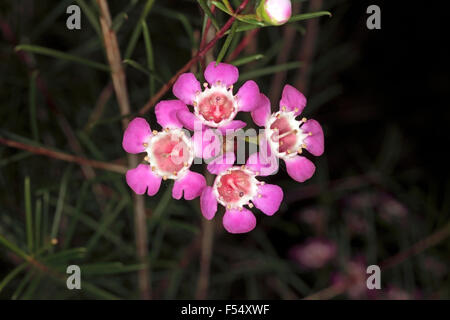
[290,238,336,269]
[332,257,371,299]
[378,194,408,223]
[344,211,368,234]
[297,206,326,234]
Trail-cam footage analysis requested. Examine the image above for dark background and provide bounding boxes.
[0,0,448,299]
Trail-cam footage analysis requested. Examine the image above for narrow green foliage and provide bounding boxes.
[50,167,72,244]
[29,71,39,142]
[24,177,33,253]
[142,21,156,96]
[239,61,302,81]
[230,54,264,66]
[197,0,220,31]
[124,0,156,60]
[216,22,238,65]
[15,45,109,72]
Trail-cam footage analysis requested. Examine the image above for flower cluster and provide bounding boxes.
[122,61,324,234]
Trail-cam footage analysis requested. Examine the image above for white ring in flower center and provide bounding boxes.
[193,83,238,128]
[265,110,309,160]
[145,128,194,180]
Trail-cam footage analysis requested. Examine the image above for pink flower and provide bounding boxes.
[257,0,292,26]
[170,61,260,130]
[289,238,336,269]
[331,257,374,299]
[200,152,284,234]
[122,116,206,200]
[250,85,324,183]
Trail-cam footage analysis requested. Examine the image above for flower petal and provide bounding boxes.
[284,155,316,182]
[126,164,161,196]
[302,119,324,156]
[253,183,283,216]
[176,109,200,131]
[217,120,246,135]
[204,61,239,86]
[122,117,152,154]
[200,186,218,220]
[246,151,279,176]
[279,84,306,116]
[155,100,189,129]
[251,93,271,127]
[223,208,256,234]
[173,73,201,105]
[172,170,206,200]
[236,80,260,112]
[207,152,235,175]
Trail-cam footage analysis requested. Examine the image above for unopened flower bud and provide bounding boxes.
[257,0,292,26]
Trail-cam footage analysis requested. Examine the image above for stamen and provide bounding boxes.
[152,130,158,135]
[277,129,297,140]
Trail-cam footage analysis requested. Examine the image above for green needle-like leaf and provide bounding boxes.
[197,0,220,31]
[15,45,110,72]
[230,54,264,66]
[124,0,156,60]
[0,262,29,293]
[24,177,33,253]
[216,22,238,65]
[142,21,156,96]
[29,71,39,142]
[239,62,302,81]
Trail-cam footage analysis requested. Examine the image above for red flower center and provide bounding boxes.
[216,169,253,204]
[198,92,235,124]
[148,130,193,179]
[270,115,298,153]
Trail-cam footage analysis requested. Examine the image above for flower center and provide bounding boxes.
[213,167,259,209]
[194,84,237,127]
[145,129,194,180]
[265,110,309,159]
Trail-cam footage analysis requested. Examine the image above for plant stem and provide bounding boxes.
[138,0,251,115]
[96,0,151,300]
[0,137,127,174]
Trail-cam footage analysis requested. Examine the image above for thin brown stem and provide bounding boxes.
[138,0,251,115]
[0,137,127,174]
[96,0,150,300]
[226,28,260,62]
[195,219,215,299]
